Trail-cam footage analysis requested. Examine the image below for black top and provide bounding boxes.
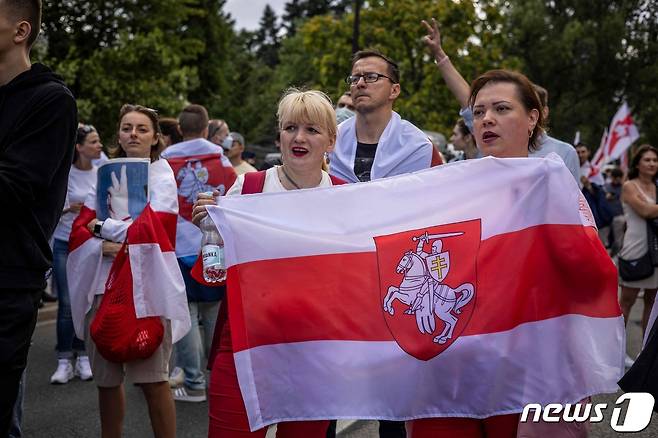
[0,63,78,289]
[354,141,378,182]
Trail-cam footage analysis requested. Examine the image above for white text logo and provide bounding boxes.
[520,393,654,432]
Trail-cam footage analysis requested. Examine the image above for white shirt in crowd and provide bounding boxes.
[53,165,98,242]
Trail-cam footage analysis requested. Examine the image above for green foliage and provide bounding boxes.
[78,29,199,141]
[253,5,282,67]
[282,0,349,35]
[38,0,205,142]
[37,0,656,151]
[501,0,657,147]
[275,0,512,134]
[624,0,658,145]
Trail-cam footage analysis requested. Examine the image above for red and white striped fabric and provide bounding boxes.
[206,154,623,431]
[161,139,237,260]
[67,159,191,343]
[589,102,640,178]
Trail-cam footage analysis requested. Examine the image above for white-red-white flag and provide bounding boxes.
[589,128,608,179]
[207,154,623,430]
[67,159,191,343]
[161,139,237,261]
[606,102,640,160]
[589,102,639,179]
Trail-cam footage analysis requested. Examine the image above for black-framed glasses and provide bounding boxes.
[345,72,396,86]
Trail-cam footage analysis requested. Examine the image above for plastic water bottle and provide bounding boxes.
[200,215,226,283]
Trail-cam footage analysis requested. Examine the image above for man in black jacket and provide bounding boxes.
[0,0,77,433]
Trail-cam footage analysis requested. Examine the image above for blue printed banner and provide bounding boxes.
[96,158,149,221]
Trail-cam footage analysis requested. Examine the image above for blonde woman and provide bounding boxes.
[193,89,345,437]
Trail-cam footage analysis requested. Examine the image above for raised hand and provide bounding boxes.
[421,18,446,61]
[108,165,131,220]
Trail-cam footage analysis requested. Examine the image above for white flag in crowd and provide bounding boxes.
[590,102,640,177]
[207,155,624,431]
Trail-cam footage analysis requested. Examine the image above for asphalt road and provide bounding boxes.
[19,290,658,437]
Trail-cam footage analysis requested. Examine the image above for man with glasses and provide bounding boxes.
[328,49,438,438]
[0,0,77,434]
[330,50,440,183]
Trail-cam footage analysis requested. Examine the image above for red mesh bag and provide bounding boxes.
[90,241,164,363]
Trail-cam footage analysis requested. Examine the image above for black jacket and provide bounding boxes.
[0,63,77,289]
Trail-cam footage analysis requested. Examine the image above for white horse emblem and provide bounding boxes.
[383,231,475,344]
[176,160,225,205]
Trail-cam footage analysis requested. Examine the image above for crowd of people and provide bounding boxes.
[0,1,656,438]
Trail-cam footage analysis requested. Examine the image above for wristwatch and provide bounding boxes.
[93,220,104,238]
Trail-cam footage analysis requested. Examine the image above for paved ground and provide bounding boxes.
[20,290,657,437]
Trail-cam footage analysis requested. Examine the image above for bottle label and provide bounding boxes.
[202,244,223,267]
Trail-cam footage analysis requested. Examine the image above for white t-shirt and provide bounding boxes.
[227,166,333,196]
[53,165,97,241]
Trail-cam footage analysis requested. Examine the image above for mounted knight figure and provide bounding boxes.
[383,231,474,344]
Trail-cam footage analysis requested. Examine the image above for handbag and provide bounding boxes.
[618,252,654,282]
[618,181,658,281]
[90,241,164,363]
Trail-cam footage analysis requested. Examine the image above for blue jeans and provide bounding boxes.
[52,239,85,358]
[175,301,219,390]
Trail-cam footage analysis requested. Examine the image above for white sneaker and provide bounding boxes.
[75,355,93,381]
[168,366,184,388]
[50,359,74,384]
[172,385,206,402]
[625,354,635,368]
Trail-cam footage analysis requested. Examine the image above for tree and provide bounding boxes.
[37,0,206,139]
[501,0,657,147]
[184,0,236,116]
[282,0,349,35]
[623,0,658,145]
[275,0,511,135]
[76,29,200,139]
[253,5,282,67]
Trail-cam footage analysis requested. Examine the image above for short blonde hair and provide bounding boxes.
[277,89,337,141]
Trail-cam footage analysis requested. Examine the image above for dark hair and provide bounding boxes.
[628,144,658,180]
[533,84,548,109]
[455,118,471,137]
[351,49,400,84]
[178,104,209,137]
[610,167,624,178]
[114,104,163,162]
[468,69,545,151]
[159,117,182,145]
[208,119,228,141]
[73,124,97,163]
[3,0,42,49]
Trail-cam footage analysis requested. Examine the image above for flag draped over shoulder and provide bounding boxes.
[330,111,436,182]
[161,139,237,261]
[67,159,191,343]
[206,154,623,431]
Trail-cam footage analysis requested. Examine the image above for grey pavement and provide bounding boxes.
[20,290,658,437]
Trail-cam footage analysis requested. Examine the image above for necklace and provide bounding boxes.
[280,166,302,190]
